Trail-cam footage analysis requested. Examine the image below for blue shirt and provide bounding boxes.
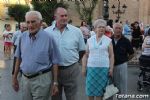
[15,29,61,74]
[123,24,131,35]
[45,24,86,66]
[12,30,23,46]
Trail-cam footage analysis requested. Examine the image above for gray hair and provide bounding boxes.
[93,19,107,28]
[113,23,123,29]
[25,11,43,21]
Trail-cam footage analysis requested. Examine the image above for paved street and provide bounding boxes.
[0,38,150,100]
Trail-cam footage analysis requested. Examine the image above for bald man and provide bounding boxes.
[45,7,86,100]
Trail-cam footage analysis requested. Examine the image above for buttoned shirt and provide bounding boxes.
[15,29,61,74]
[87,35,111,68]
[45,24,86,66]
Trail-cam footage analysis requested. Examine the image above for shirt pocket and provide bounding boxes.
[36,51,49,65]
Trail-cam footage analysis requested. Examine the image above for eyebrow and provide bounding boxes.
[26,20,36,24]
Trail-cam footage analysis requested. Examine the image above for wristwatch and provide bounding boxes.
[53,82,58,86]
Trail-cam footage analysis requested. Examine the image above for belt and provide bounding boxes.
[22,68,51,79]
[59,62,77,70]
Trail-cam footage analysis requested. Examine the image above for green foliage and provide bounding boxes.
[32,0,67,25]
[75,0,98,26]
[8,4,30,24]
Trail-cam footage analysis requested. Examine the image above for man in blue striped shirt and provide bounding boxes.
[12,11,61,100]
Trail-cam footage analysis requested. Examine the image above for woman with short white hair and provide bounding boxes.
[82,19,114,100]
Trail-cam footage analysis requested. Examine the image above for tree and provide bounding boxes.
[75,0,98,27]
[32,0,67,25]
[8,4,30,26]
[0,3,5,20]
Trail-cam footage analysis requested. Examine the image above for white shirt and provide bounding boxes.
[87,34,111,68]
[3,30,14,42]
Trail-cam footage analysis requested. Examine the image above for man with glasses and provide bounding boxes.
[12,11,61,100]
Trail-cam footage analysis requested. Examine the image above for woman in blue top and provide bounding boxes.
[82,19,114,100]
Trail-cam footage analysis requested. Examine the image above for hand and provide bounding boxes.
[109,68,113,77]
[12,77,19,92]
[51,85,59,96]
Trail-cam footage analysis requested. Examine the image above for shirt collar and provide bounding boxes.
[28,29,42,40]
[52,23,70,31]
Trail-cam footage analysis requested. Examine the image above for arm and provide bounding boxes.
[127,40,134,60]
[79,50,85,62]
[108,42,114,77]
[50,36,61,96]
[81,44,89,76]
[52,64,58,83]
[12,58,21,92]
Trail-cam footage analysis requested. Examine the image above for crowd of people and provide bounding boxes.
[1,6,150,100]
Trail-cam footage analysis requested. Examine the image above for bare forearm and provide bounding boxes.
[52,65,58,82]
[82,54,88,70]
[13,58,21,78]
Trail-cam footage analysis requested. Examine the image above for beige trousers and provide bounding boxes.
[21,71,52,100]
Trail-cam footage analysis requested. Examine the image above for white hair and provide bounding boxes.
[25,11,43,21]
[113,23,123,29]
[93,19,107,28]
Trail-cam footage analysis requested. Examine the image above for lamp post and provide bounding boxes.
[103,0,109,21]
[111,0,127,21]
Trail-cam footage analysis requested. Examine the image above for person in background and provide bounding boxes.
[123,20,132,41]
[80,20,90,43]
[140,28,150,59]
[111,23,134,97]
[105,25,113,38]
[131,21,143,60]
[12,11,61,100]
[45,7,86,100]
[3,24,14,59]
[82,19,114,100]
[41,22,48,29]
[12,22,27,75]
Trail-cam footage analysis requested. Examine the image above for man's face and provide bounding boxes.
[26,15,42,34]
[113,25,122,37]
[20,23,27,32]
[55,8,68,26]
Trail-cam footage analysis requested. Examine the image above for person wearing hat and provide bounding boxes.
[82,19,114,100]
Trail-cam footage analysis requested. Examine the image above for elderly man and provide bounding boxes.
[12,22,27,75]
[111,23,134,96]
[12,11,61,100]
[45,7,86,100]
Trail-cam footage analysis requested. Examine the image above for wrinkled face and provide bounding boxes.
[26,15,42,34]
[113,24,123,37]
[95,26,106,35]
[55,8,68,26]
